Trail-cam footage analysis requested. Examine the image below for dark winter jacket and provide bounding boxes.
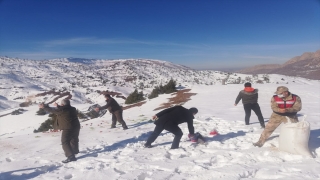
[235,89,259,105]
[100,97,122,113]
[154,106,195,134]
[44,105,80,130]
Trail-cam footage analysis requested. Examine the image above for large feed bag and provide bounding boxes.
[278,116,312,157]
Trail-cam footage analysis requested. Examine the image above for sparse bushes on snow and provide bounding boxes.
[125,89,145,104]
[245,76,252,82]
[11,108,25,115]
[33,118,54,133]
[256,80,264,84]
[148,79,177,99]
[263,74,270,83]
[19,101,32,107]
[36,108,47,115]
[33,114,57,133]
[77,110,87,119]
[148,87,160,99]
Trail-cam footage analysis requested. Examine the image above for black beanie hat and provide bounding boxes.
[104,94,111,98]
[189,107,198,114]
[244,82,251,87]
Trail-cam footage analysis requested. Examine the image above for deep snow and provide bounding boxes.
[0,75,320,180]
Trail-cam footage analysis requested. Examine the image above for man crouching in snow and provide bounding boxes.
[144,106,198,149]
[39,99,80,163]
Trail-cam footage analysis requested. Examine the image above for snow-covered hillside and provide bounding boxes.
[0,77,320,179]
[1,57,320,179]
[0,57,316,110]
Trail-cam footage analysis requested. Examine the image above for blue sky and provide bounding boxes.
[0,0,319,70]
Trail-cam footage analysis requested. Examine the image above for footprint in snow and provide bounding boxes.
[64,174,73,179]
[5,157,14,162]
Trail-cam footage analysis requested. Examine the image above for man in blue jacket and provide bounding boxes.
[144,106,198,149]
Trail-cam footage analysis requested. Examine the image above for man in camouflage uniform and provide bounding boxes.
[253,86,302,147]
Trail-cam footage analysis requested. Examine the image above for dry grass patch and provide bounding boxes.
[87,89,196,111]
[122,101,146,110]
[154,89,197,111]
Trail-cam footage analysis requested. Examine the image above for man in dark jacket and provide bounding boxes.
[234,82,265,128]
[95,94,128,130]
[39,99,80,163]
[144,106,198,149]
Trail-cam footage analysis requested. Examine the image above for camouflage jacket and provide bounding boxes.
[271,93,302,116]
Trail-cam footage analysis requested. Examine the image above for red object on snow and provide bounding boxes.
[210,129,219,136]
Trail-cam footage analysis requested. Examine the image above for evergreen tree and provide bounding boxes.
[163,79,176,94]
[149,79,176,99]
[148,87,159,99]
[158,84,165,94]
[125,89,145,104]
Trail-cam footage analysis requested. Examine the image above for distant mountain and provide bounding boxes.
[238,50,320,80]
[67,57,96,64]
[237,64,281,74]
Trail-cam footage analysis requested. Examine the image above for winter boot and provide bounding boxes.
[62,155,77,163]
[144,143,153,148]
[253,141,264,147]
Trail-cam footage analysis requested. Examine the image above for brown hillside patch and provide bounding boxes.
[154,89,197,111]
[122,101,146,110]
[32,90,72,105]
[98,90,127,100]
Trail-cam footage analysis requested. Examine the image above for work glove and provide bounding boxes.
[188,134,197,142]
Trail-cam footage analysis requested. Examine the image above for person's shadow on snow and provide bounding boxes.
[309,129,320,155]
[77,131,155,160]
[205,130,247,143]
[0,165,61,180]
[128,120,153,129]
[249,118,269,125]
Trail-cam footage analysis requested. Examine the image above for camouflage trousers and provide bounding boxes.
[257,113,298,144]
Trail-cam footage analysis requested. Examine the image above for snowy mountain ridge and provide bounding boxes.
[0,56,316,110]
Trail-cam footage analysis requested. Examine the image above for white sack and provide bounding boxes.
[279,115,312,157]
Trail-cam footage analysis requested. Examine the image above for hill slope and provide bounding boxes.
[0,57,316,111]
[238,50,320,80]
